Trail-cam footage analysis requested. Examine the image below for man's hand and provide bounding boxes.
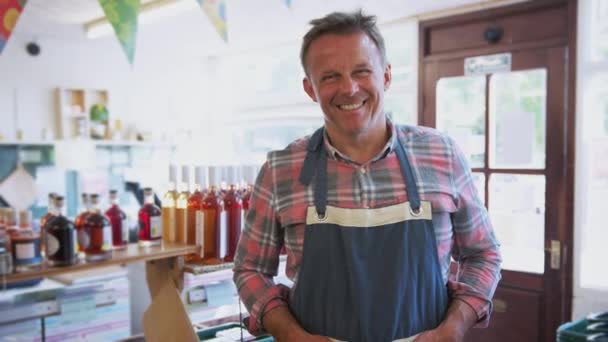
[414,299,477,342]
[263,306,331,342]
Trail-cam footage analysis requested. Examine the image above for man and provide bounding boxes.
[233,10,501,342]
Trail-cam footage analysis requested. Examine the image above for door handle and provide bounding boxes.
[544,240,561,270]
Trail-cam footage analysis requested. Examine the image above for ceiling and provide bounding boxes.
[13,0,516,58]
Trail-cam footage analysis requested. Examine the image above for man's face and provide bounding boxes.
[303,32,391,141]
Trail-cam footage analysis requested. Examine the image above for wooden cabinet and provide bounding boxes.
[55,88,110,140]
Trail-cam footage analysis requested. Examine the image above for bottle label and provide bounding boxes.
[150,216,162,239]
[196,211,205,256]
[46,233,59,256]
[78,229,90,250]
[102,224,112,251]
[15,242,35,260]
[73,229,78,256]
[219,211,227,258]
[240,210,245,231]
[122,219,129,243]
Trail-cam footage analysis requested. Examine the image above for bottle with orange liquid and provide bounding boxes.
[74,193,90,252]
[224,167,242,262]
[175,166,190,244]
[162,165,177,243]
[201,166,224,264]
[186,166,206,262]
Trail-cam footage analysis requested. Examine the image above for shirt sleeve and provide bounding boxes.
[233,160,287,334]
[447,136,502,327]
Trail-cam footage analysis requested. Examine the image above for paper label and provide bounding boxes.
[78,229,90,249]
[15,242,35,260]
[150,216,162,238]
[122,219,129,243]
[219,211,227,258]
[60,294,96,325]
[103,224,112,251]
[46,233,59,256]
[196,211,205,256]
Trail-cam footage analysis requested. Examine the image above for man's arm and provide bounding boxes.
[415,299,477,341]
[233,162,287,334]
[263,307,329,342]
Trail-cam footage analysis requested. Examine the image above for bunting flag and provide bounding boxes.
[284,0,293,9]
[98,0,140,65]
[0,0,27,54]
[196,0,228,42]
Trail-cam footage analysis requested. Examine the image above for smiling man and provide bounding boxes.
[233,10,502,342]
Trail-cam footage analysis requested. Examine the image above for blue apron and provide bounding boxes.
[290,128,449,342]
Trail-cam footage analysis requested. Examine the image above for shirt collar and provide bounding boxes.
[323,119,397,165]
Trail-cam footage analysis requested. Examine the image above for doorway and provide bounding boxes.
[419,1,577,341]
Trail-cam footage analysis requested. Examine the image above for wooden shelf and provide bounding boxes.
[0,140,54,146]
[183,254,287,275]
[3,242,198,285]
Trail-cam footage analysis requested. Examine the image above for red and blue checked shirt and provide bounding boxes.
[233,123,502,334]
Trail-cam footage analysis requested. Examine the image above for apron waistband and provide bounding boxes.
[328,334,419,342]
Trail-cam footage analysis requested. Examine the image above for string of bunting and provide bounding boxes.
[0,0,295,62]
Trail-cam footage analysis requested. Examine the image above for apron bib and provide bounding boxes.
[289,128,449,342]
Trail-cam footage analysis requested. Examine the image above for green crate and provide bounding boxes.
[557,319,608,341]
[196,322,274,341]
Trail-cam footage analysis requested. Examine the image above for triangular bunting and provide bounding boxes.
[284,0,293,9]
[196,0,228,42]
[0,0,27,55]
[98,0,140,65]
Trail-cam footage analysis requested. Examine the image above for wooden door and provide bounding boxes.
[419,1,577,341]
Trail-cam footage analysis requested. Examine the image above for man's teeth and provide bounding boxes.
[338,103,364,110]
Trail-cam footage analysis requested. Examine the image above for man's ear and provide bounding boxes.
[303,77,318,102]
[383,63,392,91]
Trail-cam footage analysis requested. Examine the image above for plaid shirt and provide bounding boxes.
[233,123,502,334]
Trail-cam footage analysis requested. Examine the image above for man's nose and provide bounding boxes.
[338,76,359,95]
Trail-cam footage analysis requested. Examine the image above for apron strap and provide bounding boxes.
[298,127,328,217]
[394,136,421,212]
[299,127,325,186]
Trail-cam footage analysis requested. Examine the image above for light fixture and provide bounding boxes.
[84,0,198,39]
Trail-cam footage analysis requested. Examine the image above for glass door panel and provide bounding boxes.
[489,69,547,169]
[472,172,486,204]
[489,174,546,274]
[436,76,486,168]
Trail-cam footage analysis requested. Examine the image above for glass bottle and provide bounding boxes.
[0,237,12,276]
[45,196,78,266]
[175,166,191,244]
[11,210,42,272]
[202,167,224,264]
[0,208,6,232]
[162,165,178,243]
[39,193,57,255]
[186,166,206,262]
[74,193,90,252]
[5,208,18,237]
[224,168,242,262]
[84,194,112,261]
[105,190,129,249]
[138,188,162,247]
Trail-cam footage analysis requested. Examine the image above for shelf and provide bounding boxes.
[93,140,175,148]
[0,140,55,146]
[2,242,198,285]
[0,140,175,148]
[183,255,287,275]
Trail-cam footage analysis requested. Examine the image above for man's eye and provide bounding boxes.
[355,69,371,76]
[322,75,336,81]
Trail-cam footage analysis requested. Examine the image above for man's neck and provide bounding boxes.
[325,123,391,165]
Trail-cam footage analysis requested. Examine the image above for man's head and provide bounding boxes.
[301,10,392,146]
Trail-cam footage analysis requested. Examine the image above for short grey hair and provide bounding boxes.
[300,10,388,74]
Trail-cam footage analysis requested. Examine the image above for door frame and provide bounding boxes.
[418,0,577,340]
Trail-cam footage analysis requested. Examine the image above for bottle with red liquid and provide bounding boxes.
[84,194,112,261]
[74,193,90,252]
[10,210,42,272]
[138,188,162,247]
[105,190,129,249]
[224,167,242,262]
[186,166,206,262]
[39,192,57,255]
[202,167,224,264]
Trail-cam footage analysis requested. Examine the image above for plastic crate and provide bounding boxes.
[196,322,274,341]
[557,318,608,341]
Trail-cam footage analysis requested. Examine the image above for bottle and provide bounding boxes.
[186,166,206,262]
[84,194,112,261]
[0,208,6,232]
[0,237,12,276]
[106,190,129,249]
[39,192,57,254]
[202,167,224,264]
[175,166,191,244]
[5,208,18,237]
[74,193,90,252]
[162,165,177,243]
[45,196,78,266]
[138,187,162,247]
[224,167,243,262]
[11,210,42,272]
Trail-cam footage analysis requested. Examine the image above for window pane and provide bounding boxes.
[472,172,486,204]
[385,89,416,125]
[436,76,486,168]
[590,0,608,61]
[489,69,546,169]
[579,74,608,289]
[489,174,545,274]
